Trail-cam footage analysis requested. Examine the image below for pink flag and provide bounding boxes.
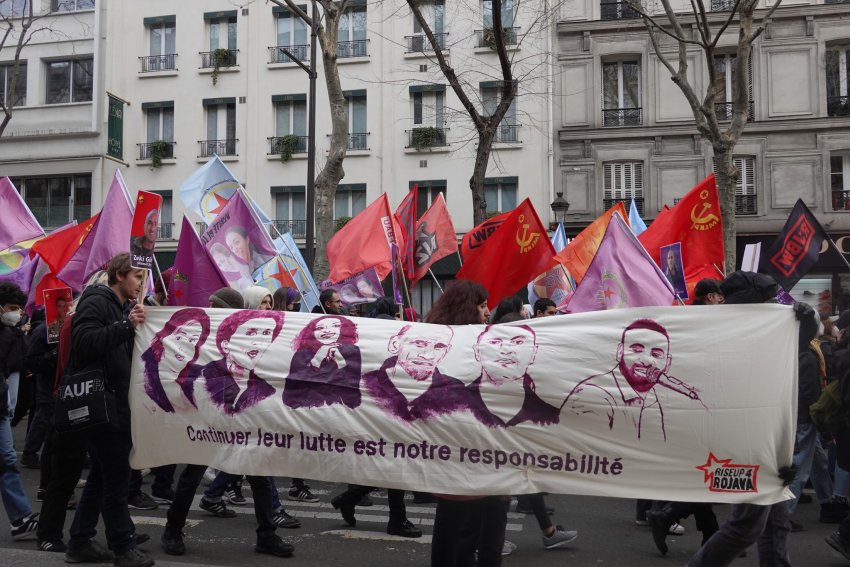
[169,216,230,307]
[57,171,134,290]
[567,213,675,313]
[0,177,44,250]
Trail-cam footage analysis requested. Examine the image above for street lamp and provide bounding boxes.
[550,192,570,224]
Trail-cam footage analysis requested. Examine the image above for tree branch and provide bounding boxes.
[269,0,313,29]
[749,0,784,43]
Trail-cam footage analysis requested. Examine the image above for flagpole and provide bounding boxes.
[428,269,444,293]
[268,222,323,310]
[396,253,414,317]
[152,255,168,304]
[712,263,726,279]
[456,250,463,267]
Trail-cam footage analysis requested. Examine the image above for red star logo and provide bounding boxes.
[269,260,296,288]
[695,452,731,485]
[208,193,230,216]
[603,286,615,300]
[174,288,184,299]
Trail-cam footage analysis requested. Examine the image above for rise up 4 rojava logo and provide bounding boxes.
[696,453,759,493]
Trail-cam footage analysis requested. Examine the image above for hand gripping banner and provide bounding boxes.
[130,305,797,504]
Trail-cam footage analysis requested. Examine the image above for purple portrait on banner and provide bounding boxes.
[321,266,383,307]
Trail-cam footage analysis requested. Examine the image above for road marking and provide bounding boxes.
[131,516,202,528]
[321,529,433,544]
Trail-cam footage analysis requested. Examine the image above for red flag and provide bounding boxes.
[639,174,725,301]
[30,215,99,275]
[411,193,457,286]
[552,202,627,285]
[460,210,511,263]
[326,194,405,282]
[395,185,418,279]
[456,199,555,308]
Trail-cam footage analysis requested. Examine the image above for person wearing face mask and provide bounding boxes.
[0,282,39,543]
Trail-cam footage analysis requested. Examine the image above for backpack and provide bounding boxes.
[810,380,845,434]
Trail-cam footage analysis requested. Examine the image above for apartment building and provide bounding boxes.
[555,0,850,311]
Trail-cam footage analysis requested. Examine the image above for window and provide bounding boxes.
[208,16,236,51]
[202,101,237,156]
[410,181,447,218]
[334,184,367,219]
[0,62,26,107]
[481,81,518,142]
[600,1,640,20]
[52,0,95,11]
[409,1,445,51]
[45,58,93,104]
[602,60,641,126]
[483,0,514,28]
[151,191,174,239]
[603,162,643,214]
[146,104,174,144]
[827,48,850,117]
[272,95,307,154]
[337,5,367,58]
[713,54,754,121]
[410,87,447,148]
[11,175,91,230]
[274,8,308,62]
[709,0,737,10]
[344,90,367,150]
[143,17,176,72]
[713,156,757,215]
[484,177,517,214]
[273,187,306,237]
[480,0,517,46]
[830,154,850,211]
[1,0,28,17]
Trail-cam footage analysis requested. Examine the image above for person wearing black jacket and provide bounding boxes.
[22,316,59,471]
[63,254,153,567]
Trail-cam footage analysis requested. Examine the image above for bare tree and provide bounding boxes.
[269,0,351,281]
[626,0,782,273]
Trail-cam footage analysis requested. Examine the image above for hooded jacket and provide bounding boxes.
[70,284,136,431]
[798,311,820,426]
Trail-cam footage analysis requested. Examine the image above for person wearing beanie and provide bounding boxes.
[692,279,724,305]
[272,287,301,312]
[243,286,273,310]
[208,288,244,310]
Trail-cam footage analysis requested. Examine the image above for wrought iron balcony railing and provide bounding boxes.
[406,127,449,149]
[474,27,519,48]
[198,139,238,157]
[600,1,641,20]
[714,101,755,121]
[735,194,757,215]
[269,44,309,63]
[271,219,307,238]
[494,124,520,143]
[602,107,642,127]
[139,54,177,73]
[348,132,369,151]
[199,49,239,69]
[336,40,368,58]
[832,190,850,211]
[137,141,175,160]
[710,0,738,10]
[604,197,644,216]
[157,222,175,240]
[405,33,447,53]
[828,96,850,117]
[268,136,308,155]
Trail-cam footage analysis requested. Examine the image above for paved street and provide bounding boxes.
[2,424,848,566]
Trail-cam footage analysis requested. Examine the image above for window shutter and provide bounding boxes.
[633,162,643,198]
[603,163,613,198]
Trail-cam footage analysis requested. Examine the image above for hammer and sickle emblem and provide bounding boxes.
[691,202,719,226]
[515,214,540,252]
[78,223,94,245]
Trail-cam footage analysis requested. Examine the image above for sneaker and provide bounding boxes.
[668,522,685,536]
[288,484,319,503]
[161,529,185,556]
[647,509,675,555]
[255,534,294,558]
[635,517,649,526]
[128,492,158,511]
[827,531,850,560]
[20,452,40,469]
[10,512,38,541]
[542,525,578,549]
[386,519,422,538]
[331,495,356,526]
[501,540,517,556]
[64,539,114,563]
[38,538,67,552]
[273,509,301,529]
[224,487,246,506]
[133,532,150,546]
[199,498,236,518]
[151,488,175,505]
[113,547,154,567]
[357,493,374,507]
[516,502,554,515]
[790,519,805,532]
[37,488,45,501]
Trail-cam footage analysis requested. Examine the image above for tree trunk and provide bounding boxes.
[712,147,738,276]
[470,129,498,225]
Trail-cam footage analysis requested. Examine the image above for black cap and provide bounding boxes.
[837,310,850,331]
[694,279,722,299]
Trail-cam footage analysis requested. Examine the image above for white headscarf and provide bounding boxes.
[243,286,272,310]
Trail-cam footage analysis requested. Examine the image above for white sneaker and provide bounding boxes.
[501,540,517,556]
[542,526,578,549]
[668,522,685,535]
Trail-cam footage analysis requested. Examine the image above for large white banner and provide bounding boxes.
[130,305,797,504]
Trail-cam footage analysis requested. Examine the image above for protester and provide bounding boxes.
[313,289,341,315]
[243,286,273,310]
[22,308,60,470]
[63,253,153,567]
[489,295,524,324]
[532,298,557,317]
[692,279,724,305]
[272,286,301,312]
[0,282,39,543]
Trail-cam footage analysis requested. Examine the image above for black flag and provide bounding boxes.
[760,199,827,291]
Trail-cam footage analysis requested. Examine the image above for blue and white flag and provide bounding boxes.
[628,199,647,236]
[552,222,568,253]
[179,156,271,224]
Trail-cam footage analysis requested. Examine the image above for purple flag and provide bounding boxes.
[320,266,384,307]
[200,190,276,291]
[568,213,675,313]
[0,254,38,295]
[168,216,229,307]
[390,243,403,305]
[57,171,134,290]
[0,177,44,250]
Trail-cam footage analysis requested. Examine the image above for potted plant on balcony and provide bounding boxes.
[335,216,352,232]
[275,135,301,163]
[211,48,233,86]
[412,126,441,150]
[149,139,170,169]
[482,27,511,50]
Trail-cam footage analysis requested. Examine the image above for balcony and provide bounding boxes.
[139,54,177,73]
[196,221,208,234]
[714,101,754,121]
[137,141,175,161]
[269,44,309,64]
[828,96,850,117]
[271,219,307,238]
[405,33,447,53]
[832,190,850,211]
[198,139,238,157]
[826,0,850,3]
[157,222,175,240]
[710,0,737,10]
[602,107,642,127]
[736,194,757,215]
[604,197,643,216]
[475,27,519,48]
[337,40,368,59]
[268,135,308,157]
[348,132,369,151]
[600,2,641,20]
[406,127,449,149]
[199,49,239,69]
[494,124,520,143]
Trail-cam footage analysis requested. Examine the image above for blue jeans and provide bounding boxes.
[0,414,32,523]
[835,464,850,499]
[5,372,19,415]
[788,423,834,512]
[687,503,790,567]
